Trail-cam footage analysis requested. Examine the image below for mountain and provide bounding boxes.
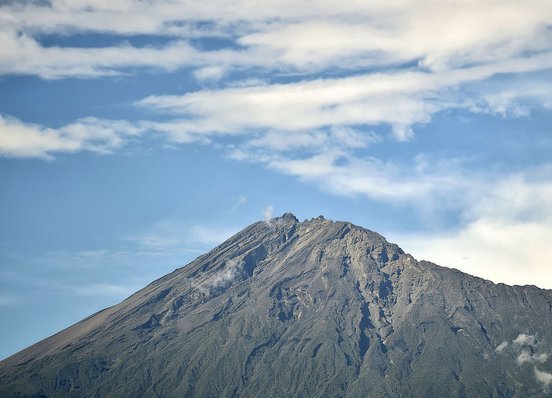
[1,213,552,397]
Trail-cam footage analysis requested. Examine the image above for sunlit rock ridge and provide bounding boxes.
[1,213,551,397]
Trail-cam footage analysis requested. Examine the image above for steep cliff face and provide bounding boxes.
[1,213,552,397]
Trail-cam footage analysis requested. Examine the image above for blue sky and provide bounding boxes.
[1,0,552,360]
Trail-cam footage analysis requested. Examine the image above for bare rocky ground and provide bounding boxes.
[1,213,552,397]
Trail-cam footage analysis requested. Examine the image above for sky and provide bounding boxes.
[0,0,552,360]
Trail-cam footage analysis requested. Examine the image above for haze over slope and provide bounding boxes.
[1,214,551,397]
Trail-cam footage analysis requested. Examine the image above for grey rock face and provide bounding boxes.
[1,214,552,397]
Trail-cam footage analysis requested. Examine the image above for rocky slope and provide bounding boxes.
[1,213,552,397]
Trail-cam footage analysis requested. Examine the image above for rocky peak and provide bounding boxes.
[279,212,299,223]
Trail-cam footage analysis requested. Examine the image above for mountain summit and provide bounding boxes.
[1,214,552,397]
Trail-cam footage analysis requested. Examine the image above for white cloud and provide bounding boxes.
[137,69,441,133]
[0,31,205,79]
[244,127,379,153]
[207,259,242,288]
[516,350,549,365]
[0,0,552,79]
[193,66,227,82]
[3,1,552,171]
[237,3,552,72]
[0,115,144,159]
[263,205,273,222]
[514,334,538,346]
[495,341,508,353]
[467,78,552,117]
[394,170,552,289]
[247,130,332,152]
[264,151,471,204]
[137,52,552,145]
[191,258,244,296]
[0,0,225,38]
[535,368,552,386]
[1,0,551,78]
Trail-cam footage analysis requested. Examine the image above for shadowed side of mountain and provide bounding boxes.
[1,214,552,397]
